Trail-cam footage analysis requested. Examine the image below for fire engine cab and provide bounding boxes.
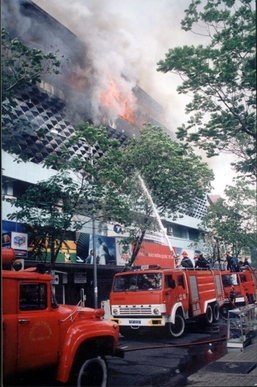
[2,248,121,387]
[220,266,257,318]
[108,265,224,338]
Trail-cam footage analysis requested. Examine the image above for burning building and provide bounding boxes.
[2,0,175,159]
[2,0,209,305]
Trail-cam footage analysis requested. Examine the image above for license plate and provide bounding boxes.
[129,320,141,324]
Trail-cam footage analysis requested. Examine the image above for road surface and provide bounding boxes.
[107,320,228,386]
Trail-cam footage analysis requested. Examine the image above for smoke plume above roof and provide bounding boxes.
[3,0,192,130]
[2,0,236,193]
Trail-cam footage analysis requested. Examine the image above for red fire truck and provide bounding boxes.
[2,248,121,387]
[108,265,224,338]
[220,266,257,318]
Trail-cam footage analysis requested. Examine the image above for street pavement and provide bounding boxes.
[107,322,227,387]
[184,336,257,387]
[107,320,257,387]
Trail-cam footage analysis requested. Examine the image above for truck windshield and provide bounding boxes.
[222,273,239,287]
[113,273,162,292]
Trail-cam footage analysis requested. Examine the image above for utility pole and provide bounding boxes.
[91,145,98,308]
[93,216,98,308]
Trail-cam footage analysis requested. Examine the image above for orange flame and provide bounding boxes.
[100,77,136,124]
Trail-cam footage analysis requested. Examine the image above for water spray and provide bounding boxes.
[137,173,176,259]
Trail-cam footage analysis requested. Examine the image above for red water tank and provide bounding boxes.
[2,248,16,265]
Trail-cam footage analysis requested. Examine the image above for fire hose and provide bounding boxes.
[122,335,226,352]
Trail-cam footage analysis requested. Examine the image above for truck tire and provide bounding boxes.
[74,356,108,387]
[212,302,220,322]
[220,304,230,320]
[205,304,213,324]
[166,314,185,338]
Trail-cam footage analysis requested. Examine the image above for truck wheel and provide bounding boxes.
[166,314,185,338]
[220,304,230,320]
[212,302,220,322]
[205,304,213,324]
[76,356,108,387]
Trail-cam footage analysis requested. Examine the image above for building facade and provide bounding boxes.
[2,0,209,306]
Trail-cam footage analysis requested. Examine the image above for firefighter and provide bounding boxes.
[195,253,209,269]
[181,254,194,268]
[226,252,239,271]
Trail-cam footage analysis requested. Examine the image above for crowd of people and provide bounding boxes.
[176,251,251,272]
[72,241,251,271]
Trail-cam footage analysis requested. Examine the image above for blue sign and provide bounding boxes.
[113,224,122,234]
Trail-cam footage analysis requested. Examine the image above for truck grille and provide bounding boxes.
[119,307,152,315]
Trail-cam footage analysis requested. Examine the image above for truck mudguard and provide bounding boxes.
[57,320,118,382]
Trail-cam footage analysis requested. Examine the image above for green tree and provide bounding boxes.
[8,123,213,269]
[98,123,214,267]
[44,122,130,227]
[199,181,256,261]
[2,27,61,160]
[7,123,130,269]
[157,0,256,180]
[7,174,83,269]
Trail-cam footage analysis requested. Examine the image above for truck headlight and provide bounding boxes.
[112,308,119,315]
[153,308,160,315]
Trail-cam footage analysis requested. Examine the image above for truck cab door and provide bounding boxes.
[164,273,188,314]
[17,282,60,372]
[240,273,256,303]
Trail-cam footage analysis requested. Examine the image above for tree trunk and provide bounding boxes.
[126,229,146,269]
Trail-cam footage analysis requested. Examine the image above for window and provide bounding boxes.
[113,273,162,292]
[172,224,188,239]
[165,275,173,288]
[177,275,185,288]
[20,283,47,310]
[240,274,247,283]
[188,228,200,241]
[13,180,32,199]
[222,274,239,287]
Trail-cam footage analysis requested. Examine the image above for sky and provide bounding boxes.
[32,0,236,195]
